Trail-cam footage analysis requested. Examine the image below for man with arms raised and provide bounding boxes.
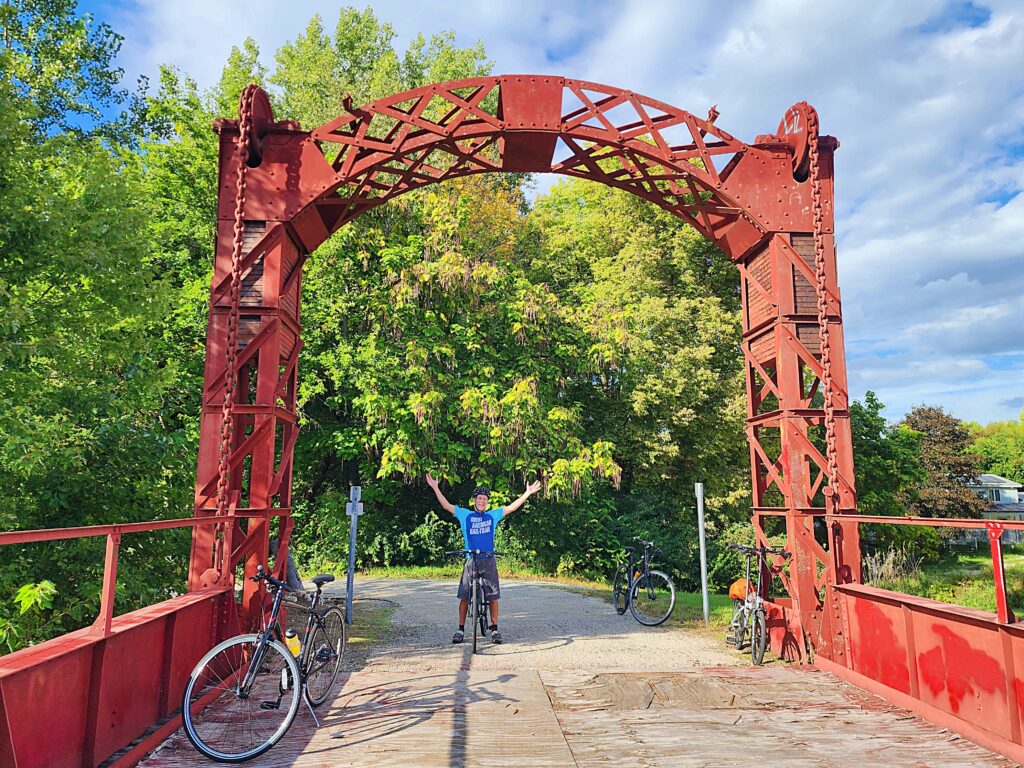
[426,473,541,644]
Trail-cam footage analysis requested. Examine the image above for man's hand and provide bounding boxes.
[425,472,454,513]
[503,477,543,516]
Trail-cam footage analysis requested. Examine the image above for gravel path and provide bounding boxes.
[329,577,742,672]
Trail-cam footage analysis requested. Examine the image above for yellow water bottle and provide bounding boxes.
[285,629,301,656]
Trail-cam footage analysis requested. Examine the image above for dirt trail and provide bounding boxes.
[337,577,741,672]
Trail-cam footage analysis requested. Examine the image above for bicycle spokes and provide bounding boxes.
[183,636,301,761]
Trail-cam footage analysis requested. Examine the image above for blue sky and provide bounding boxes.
[80,0,1024,425]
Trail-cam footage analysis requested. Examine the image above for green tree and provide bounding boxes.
[900,405,988,519]
[848,392,936,555]
[850,392,925,517]
[0,0,145,141]
[0,24,192,648]
[969,413,1024,484]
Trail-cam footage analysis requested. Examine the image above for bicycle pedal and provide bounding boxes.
[259,701,281,710]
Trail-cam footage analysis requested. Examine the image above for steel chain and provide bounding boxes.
[214,85,257,516]
[807,107,840,508]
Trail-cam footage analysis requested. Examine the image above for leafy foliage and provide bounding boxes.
[969,412,1024,485]
[900,405,988,519]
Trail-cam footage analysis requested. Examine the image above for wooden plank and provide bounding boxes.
[541,668,1013,767]
[140,670,577,767]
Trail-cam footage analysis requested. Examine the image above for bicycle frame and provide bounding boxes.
[238,580,291,696]
[621,543,657,593]
[740,549,766,618]
[239,578,329,700]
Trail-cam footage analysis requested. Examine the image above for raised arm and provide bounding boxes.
[425,472,456,514]
[502,479,542,516]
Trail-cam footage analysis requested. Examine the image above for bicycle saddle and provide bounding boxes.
[312,574,335,587]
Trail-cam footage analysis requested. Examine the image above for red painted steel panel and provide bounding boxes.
[847,590,913,694]
[215,131,338,225]
[499,75,563,129]
[910,607,1013,738]
[839,584,1024,756]
[164,597,219,711]
[817,654,1024,766]
[499,75,562,172]
[91,620,167,764]
[2,645,92,767]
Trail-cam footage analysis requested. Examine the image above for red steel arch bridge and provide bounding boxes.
[2,75,1022,766]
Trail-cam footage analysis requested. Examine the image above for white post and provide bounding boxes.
[695,482,709,626]
[345,486,363,625]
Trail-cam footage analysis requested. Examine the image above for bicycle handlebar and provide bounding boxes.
[251,564,303,593]
[726,543,791,558]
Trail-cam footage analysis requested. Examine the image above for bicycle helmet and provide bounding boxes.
[471,485,490,498]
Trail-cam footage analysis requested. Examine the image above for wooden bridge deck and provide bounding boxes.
[141,666,1011,767]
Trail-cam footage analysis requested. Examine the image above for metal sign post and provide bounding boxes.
[695,482,710,626]
[345,486,363,625]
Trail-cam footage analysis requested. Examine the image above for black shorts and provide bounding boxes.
[457,556,500,601]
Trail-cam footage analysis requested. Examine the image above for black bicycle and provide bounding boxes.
[181,565,346,762]
[612,539,676,626]
[446,549,503,653]
[726,543,790,665]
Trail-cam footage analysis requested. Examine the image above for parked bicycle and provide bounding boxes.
[181,565,346,762]
[725,543,790,665]
[612,538,677,626]
[446,549,504,653]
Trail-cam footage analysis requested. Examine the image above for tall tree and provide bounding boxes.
[850,392,924,517]
[0,5,191,650]
[900,405,987,518]
[0,0,145,141]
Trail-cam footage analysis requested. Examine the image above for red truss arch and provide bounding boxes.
[193,75,856,666]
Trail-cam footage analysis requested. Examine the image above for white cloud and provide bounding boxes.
[101,0,1024,423]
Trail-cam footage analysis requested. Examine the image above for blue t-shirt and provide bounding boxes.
[453,506,504,555]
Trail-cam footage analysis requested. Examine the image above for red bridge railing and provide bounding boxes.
[759,511,1024,764]
[0,512,282,768]
[4,511,1024,766]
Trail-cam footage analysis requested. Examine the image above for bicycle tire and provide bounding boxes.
[612,568,628,615]
[471,578,479,654]
[182,634,301,763]
[479,595,489,642]
[628,570,676,627]
[305,606,346,707]
[751,608,768,665]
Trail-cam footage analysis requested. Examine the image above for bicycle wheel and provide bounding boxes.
[628,570,676,627]
[751,608,768,665]
[305,607,346,707]
[471,578,479,654]
[612,568,629,615]
[182,633,301,763]
[479,595,489,641]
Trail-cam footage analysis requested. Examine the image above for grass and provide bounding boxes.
[284,594,396,664]
[866,545,1024,615]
